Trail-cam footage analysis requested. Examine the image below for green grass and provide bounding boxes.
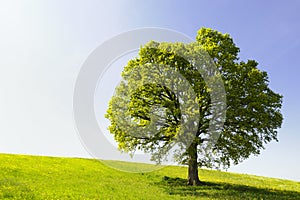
[0,154,299,199]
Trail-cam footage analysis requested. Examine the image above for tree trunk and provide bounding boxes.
[187,142,201,186]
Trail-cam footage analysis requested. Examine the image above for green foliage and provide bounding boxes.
[0,154,299,199]
[105,27,283,169]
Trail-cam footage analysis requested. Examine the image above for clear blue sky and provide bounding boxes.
[0,0,299,181]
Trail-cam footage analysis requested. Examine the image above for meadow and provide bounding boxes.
[0,153,299,199]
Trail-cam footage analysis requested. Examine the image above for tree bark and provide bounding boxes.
[187,142,201,186]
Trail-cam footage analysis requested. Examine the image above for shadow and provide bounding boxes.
[159,176,300,200]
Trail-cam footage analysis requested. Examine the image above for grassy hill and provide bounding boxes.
[0,154,299,199]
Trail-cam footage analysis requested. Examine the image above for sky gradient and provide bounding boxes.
[0,0,299,181]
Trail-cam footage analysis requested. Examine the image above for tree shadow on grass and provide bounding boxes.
[159,176,300,200]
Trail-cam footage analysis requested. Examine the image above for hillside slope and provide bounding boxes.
[0,154,299,199]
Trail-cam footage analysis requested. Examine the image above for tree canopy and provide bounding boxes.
[105,28,283,185]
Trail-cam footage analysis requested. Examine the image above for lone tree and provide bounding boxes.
[105,28,283,185]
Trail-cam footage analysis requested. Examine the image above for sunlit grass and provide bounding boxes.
[0,154,299,199]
